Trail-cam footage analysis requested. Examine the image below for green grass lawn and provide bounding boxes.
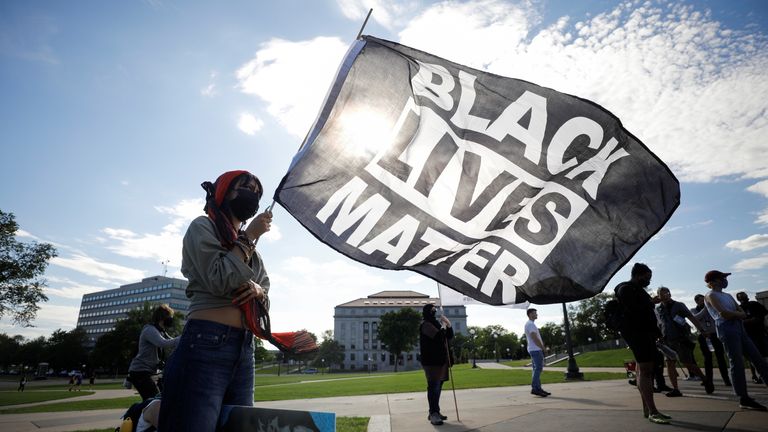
[0,364,625,414]
[0,390,95,407]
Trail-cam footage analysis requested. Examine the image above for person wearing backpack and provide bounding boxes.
[614,263,671,424]
[655,286,713,396]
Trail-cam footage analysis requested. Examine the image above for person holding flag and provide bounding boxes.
[159,170,272,432]
[419,303,454,426]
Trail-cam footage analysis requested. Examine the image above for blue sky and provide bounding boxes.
[1,0,767,344]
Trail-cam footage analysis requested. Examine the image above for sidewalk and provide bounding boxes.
[0,377,766,431]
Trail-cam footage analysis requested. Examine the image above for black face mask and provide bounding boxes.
[162,317,174,328]
[228,188,261,221]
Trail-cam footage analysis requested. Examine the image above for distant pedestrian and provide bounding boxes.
[75,373,82,391]
[89,371,96,390]
[67,374,75,391]
[691,294,731,387]
[704,270,768,411]
[17,375,26,392]
[736,291,768,384]
[525,308,550,397]
[419,303,454,426]
[615,263,671,424]
[655,286,713,396]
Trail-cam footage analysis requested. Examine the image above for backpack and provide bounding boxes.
[604,298,624,331]
[116,398,157,432]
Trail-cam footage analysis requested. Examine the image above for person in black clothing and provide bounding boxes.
[615,263,671,424]
[419,303,453,426]
[736,292,768,384]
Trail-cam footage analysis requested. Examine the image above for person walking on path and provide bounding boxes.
[615,263,671,424]
[419,303,454,426]
[128,304,180,400]
[17,375,26,392]
[736,291,768,384]
[692,294,731,387]
[525,308,550,397]
[704,270,768,411]
[89,371,96,390]
[655,286,714,396]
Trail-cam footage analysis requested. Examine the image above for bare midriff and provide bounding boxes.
[187,305,243,328]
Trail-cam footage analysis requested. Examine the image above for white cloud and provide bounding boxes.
[396,1,768,183]
[335,0,418,30]
[51,254,144,284]
[748,180,768,197]
[652,220,712,241]
[733,253,768,271]
[14,229,34,239]
[237,112,264,136]
[405,274,427,284]
[236,37,349,137]
[726,234,768,252]
[0,303,80,338]
[201,71,218,97]
[102,198,203,268]
[747,180,768,224]
[260,222,282,243]
[43,276,105,300]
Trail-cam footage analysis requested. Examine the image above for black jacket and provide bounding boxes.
[419,320,454,366]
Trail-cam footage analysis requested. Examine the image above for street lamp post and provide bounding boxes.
[562,302,584,380]
[321,358,325,375]
[493,333,499,362]
[506,347,510,359]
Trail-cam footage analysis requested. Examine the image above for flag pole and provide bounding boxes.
[265,8,374,214]
[438,283,461,422]
[356,8,373,40]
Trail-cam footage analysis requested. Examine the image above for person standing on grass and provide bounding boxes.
[17,374,26,392]
[525,308,550,398]
[615,263,671,424]
[692,294,731,387]
[704,270,768,411]
[419,303,454,426]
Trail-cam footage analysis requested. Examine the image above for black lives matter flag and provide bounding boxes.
[275,36,679,305]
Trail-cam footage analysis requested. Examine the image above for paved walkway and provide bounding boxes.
[1,376,766,431]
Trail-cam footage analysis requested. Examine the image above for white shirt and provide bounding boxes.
[525,320,543,352]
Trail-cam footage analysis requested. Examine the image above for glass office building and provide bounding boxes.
[77,276,189,347]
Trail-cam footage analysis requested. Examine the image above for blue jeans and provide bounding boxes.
[716,320,768,399]
[426,380,444,414]
[530,350,544,391]
[158,319,254,432]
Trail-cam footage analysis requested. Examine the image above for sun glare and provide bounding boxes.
[339,108,394,158]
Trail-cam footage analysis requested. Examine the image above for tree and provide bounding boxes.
[311,330,344,371]
[0,333,23,369]
[378,308,421,372]
[47,328,88,372]
[567,293,614,346]
[0,210,57,325]
[539,322,565,348]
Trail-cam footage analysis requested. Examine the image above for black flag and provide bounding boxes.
[275,36,679,305]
